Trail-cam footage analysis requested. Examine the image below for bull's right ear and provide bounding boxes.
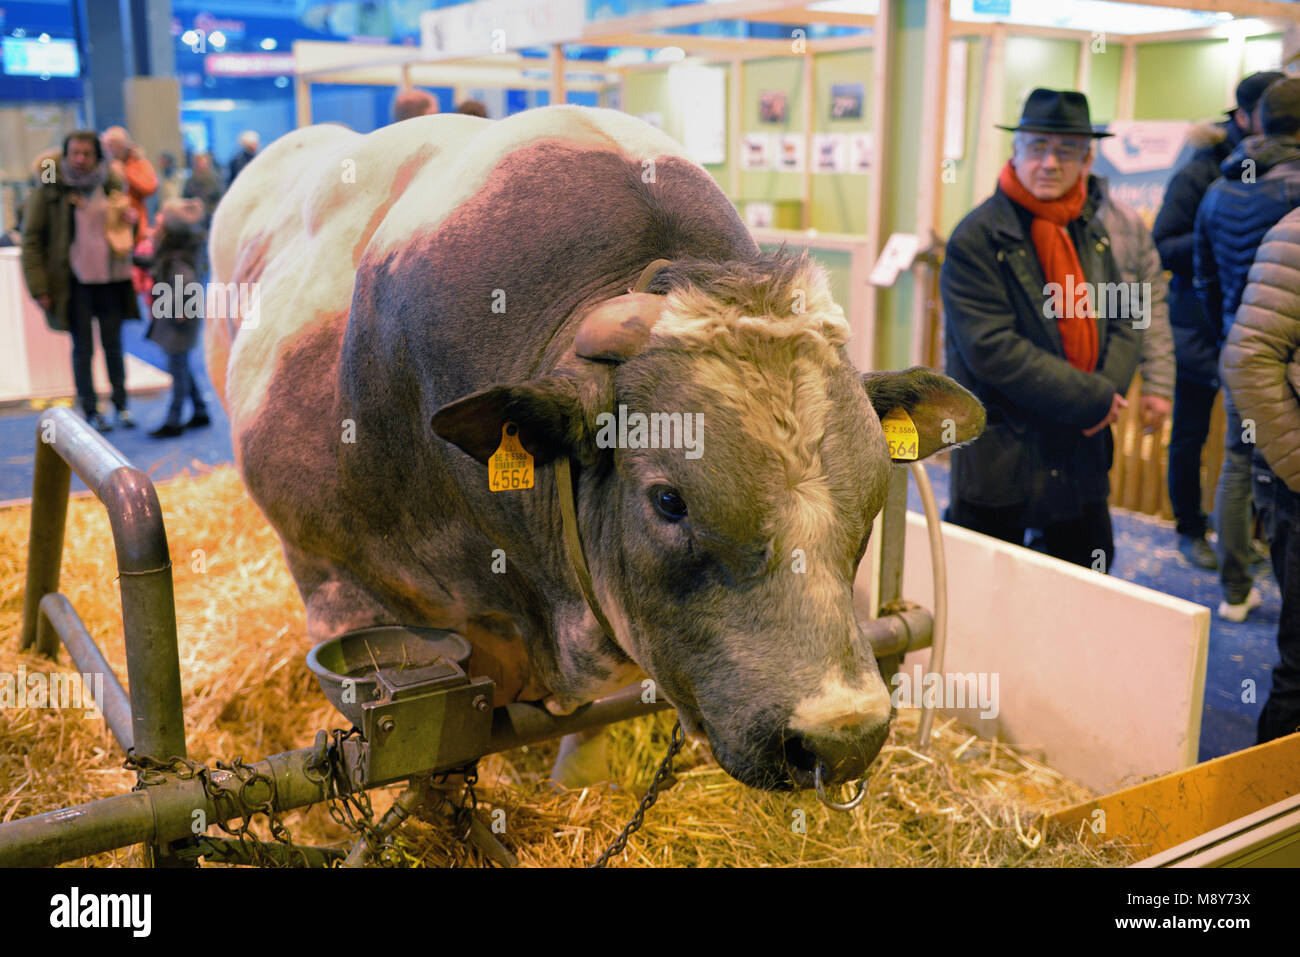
[431,376,585,466]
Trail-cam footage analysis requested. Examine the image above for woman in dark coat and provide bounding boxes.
[136,198,211,437]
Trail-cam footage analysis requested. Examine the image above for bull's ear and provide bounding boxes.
[861,367,986,461]
[431,376,584,466]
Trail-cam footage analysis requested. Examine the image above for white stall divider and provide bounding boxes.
[0,248,171,406]
[883,510,1209,794]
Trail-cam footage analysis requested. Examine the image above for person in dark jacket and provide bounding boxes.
[1195,76,1300,622]
[227,130,260,184]
[136,198,212,438]
[1223,206,1300,742]
[20,130,142,432]
[942,89,1141,570]
[182,152,224,228]
[1153,71,1284,571]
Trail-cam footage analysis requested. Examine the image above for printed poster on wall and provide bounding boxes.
[849,132,873,173]
[830,83,864,120]
[776,133,805,173]
[742,133,773,170]
[759,90,788,124]
[1092,120,1194,226]
[813,133,849,173]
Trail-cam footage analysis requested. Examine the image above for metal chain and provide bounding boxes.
[589,721,684,869]
[306,728,400,866]
[124,749,311,868]
[426,761,481,867]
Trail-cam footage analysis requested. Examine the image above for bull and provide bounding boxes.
[207,106,984,792]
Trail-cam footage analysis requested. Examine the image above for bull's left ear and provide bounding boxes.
[861,367,986,461]
[431,375,585,466]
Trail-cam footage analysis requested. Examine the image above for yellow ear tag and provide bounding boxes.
[489,422,535,492]
[881,407,919,461]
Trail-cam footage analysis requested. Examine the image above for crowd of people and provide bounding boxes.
[17,124,260,437]
[942,74,1300,745]
[14,92,487,442]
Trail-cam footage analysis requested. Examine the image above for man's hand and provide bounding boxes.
[1139,394,1172,434]
[1083,393,1128,437]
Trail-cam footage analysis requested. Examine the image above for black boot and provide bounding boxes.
[85,408,112,433]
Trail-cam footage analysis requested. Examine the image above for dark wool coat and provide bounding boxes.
[20,167,140,332]
[1151,119,1244,387]
[941,173,1142,525]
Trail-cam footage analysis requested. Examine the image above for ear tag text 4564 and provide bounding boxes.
[489,423,534,491]
[881,407,919,461]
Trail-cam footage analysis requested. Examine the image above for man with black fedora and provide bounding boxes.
[940,88,1142,570]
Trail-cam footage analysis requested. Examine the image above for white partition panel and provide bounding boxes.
[897,512,1210,794]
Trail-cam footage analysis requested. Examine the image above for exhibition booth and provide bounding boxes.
[1,0,1299,871]
[287,0,1300,522]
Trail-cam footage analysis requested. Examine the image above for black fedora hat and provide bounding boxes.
[997,88,1113,138]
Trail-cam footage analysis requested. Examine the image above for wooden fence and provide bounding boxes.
[1109,373,1227,521]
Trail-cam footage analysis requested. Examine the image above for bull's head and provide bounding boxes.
[432,253,984,791]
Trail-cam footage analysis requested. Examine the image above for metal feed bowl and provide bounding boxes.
[306,625,474,728]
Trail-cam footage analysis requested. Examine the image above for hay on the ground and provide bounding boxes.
[0,465,1135,867]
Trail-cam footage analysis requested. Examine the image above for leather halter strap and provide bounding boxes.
[555,258,673,640]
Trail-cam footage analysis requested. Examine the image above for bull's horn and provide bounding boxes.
[573,292,665,363]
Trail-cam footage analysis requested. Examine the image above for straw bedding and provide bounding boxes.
[0,464,1135,867]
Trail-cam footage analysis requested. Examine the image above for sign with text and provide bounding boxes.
[420,0,584,60]
[204,53,295,77]
[1093,120,1193,225]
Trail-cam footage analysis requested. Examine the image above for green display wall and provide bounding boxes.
[620,23,1288,370]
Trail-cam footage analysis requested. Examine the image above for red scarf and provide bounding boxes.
[997,160,1098,373]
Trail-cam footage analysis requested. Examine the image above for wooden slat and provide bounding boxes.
[1052,732,1300,858]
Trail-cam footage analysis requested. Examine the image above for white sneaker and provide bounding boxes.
[1218,587,1263,623]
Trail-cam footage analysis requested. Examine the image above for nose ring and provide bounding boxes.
[814,763,868,811]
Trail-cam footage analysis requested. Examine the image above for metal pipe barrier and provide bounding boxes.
[38,593,135,752]
[0,683,669,867]
[19,407,187,763]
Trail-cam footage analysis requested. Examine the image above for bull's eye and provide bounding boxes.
[651,485,687,521]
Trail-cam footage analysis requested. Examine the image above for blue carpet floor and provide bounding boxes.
[907,460,1278,764]
[0,320,232,502]
[1,338,1279,765]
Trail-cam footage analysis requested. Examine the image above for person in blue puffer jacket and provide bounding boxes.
[1153,71,1283,572]
[1195,76,1300,623]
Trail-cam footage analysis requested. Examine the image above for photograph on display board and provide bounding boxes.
[813,132,849,173]
[850,131,873,173]
[741,132,773,170]
[759,90,787,124]
[777,133,805,172]
[830,82,864,120]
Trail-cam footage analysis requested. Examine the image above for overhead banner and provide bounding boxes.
[419,0,584,60]
[1092,120,1194,225]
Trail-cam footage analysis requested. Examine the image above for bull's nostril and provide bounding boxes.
[782,735,819,775]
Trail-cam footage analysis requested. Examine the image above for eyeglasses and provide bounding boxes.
[1020,140,1088,163]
